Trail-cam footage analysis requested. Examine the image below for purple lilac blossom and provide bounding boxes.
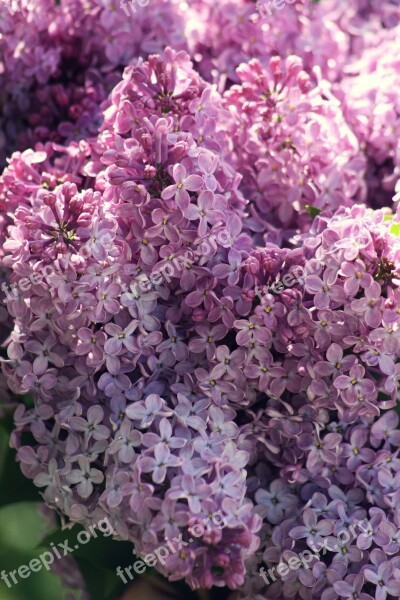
[0,5,400,600]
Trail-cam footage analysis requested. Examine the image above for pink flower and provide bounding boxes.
[184,191,224,237]
[162,164,204,210]
[334,364,376,405]
[305,270,346,309]
[351,281,384,328]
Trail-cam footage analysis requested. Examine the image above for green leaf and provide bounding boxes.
[0,502,67,600]
[74,556,126,600]
[305,205,321,219]
[0,411,15,435]
[390,223,400,236]
[0,502,47,551]
[38,526,134,572]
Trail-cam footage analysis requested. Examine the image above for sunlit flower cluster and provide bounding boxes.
[1,2,400,599]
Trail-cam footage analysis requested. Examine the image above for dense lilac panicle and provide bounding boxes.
[4,0,395,162]
[336,30,400,209]
[0,141,93,259]
[1,49,263,590]
[0,0,99,158]
[241,204,400,429]
[235,205,400,598]
[180,0,399,89]
[1,6,400,599]
[1,0,398,164]
[0,140,93,352]
[321,0,400,59]
[244,410,400,599]
[222,55,366,237]
[0,0,187,161]
[177,0,351,86]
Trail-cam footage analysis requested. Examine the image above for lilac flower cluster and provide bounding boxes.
[1,3,400,600]
[176,0,400,88]
[337,31,400,210]
[2,49,261,590]
[237,205,400,597]
[243,411,400,600]
[222,55,366,237]
[2,1,399,167]
[0,0,187,162]
[179,0,350,86]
